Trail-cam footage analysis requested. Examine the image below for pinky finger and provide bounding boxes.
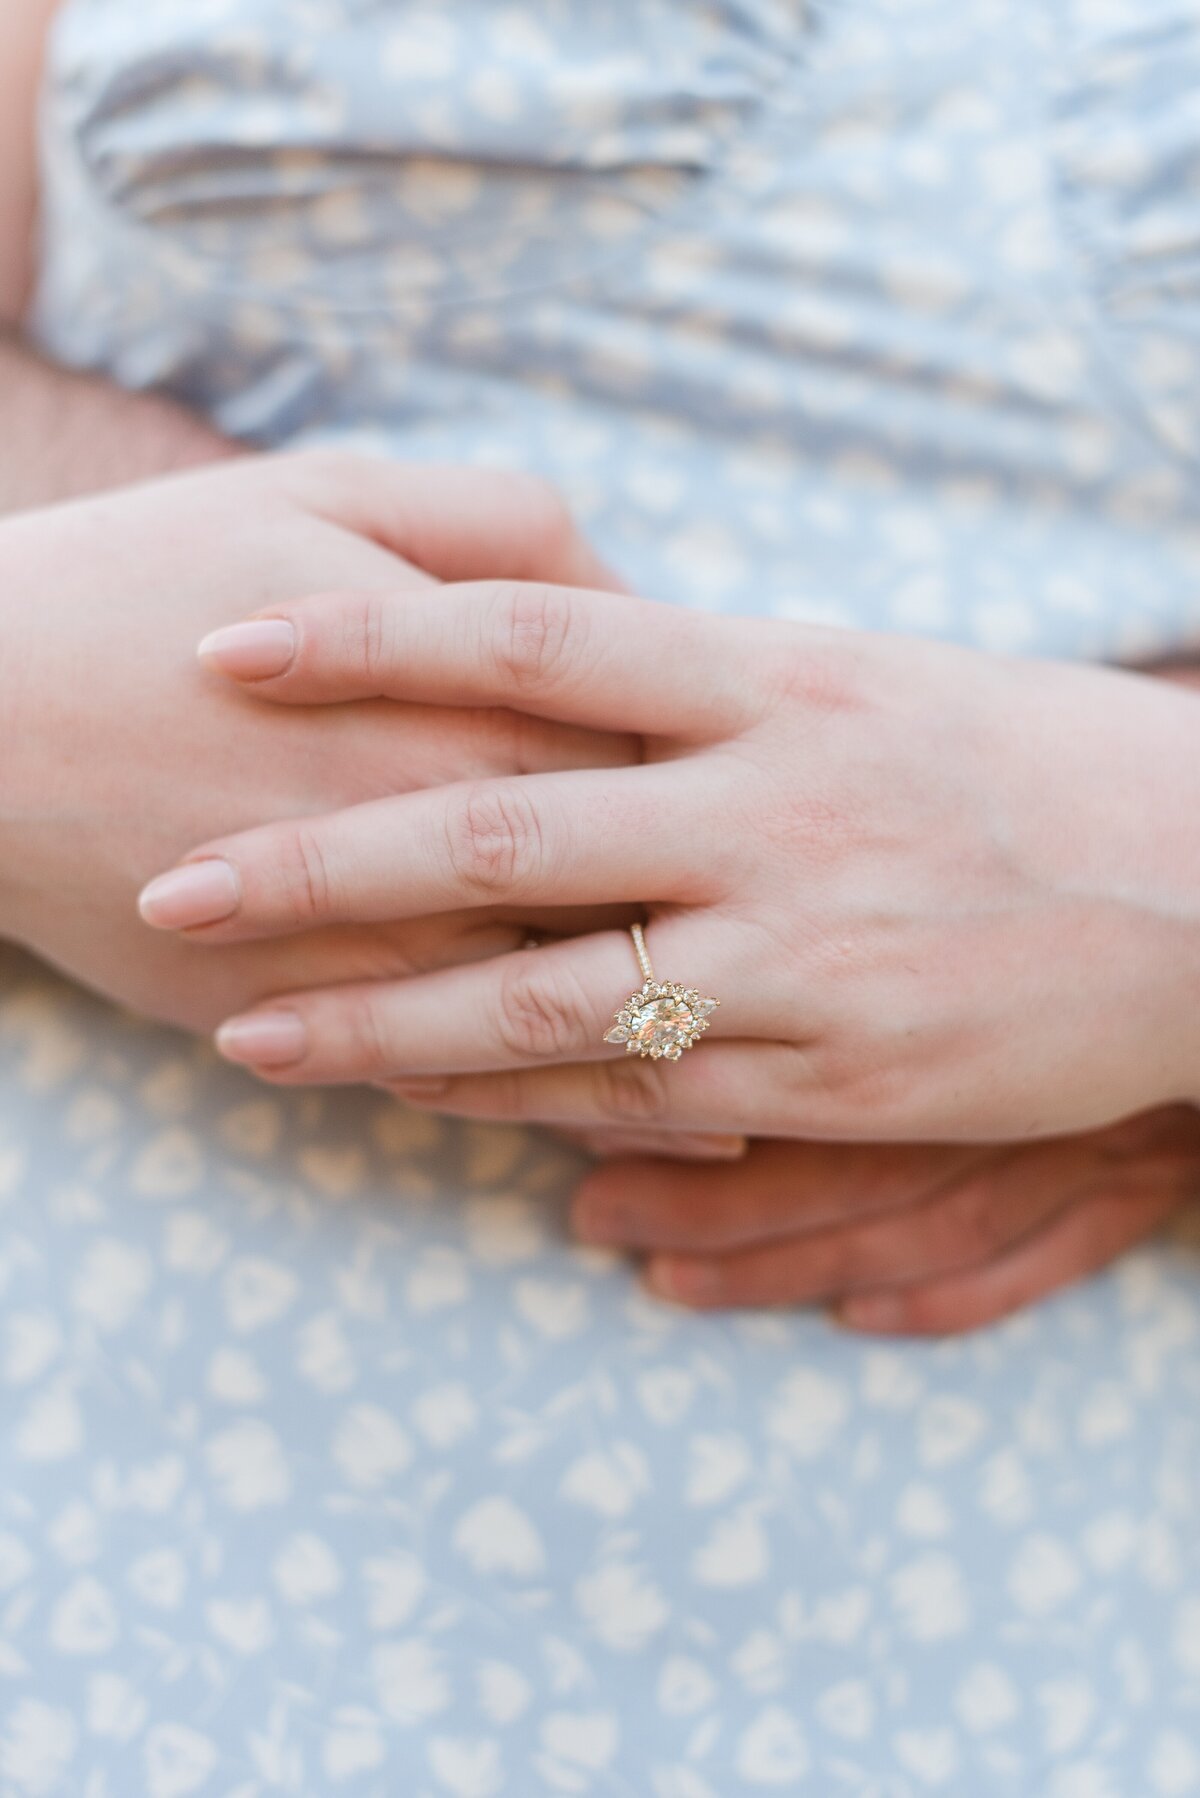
[835,1188,1187,1338]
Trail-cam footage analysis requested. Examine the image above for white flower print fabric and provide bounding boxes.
[6,0,1200,1789]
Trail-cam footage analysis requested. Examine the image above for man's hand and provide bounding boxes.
[568,1108,1199,1333]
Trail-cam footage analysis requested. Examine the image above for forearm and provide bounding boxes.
[0,328,241,514]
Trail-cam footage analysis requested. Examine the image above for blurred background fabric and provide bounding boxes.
[4,944,1200,1793]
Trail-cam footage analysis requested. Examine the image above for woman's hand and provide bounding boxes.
[0,461,630,1030]
[568,1107,1200,1332]
[147,580,1200,1140]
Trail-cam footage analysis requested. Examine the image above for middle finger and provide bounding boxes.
[139,765,710,940]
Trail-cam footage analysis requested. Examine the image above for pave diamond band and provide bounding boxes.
[602,924,719,1062]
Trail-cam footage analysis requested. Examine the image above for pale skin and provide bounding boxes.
[0,458,634,1032]
[141,582,1200,1326]
[6,0,1200,1332]
[146,585,1200,1130]
[0,1,632,1032]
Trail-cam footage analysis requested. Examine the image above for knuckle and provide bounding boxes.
[489,1073,537,1121]
[803,1037,865,1106]
[280,822,337,924]
[496,958,590,1061]
[593,1058,671,1126]
[488,581,581,694]
[772,633,866,718]
[445,783,544,897]
[799,1035,915,1131]
[336,590,393,686]
[340,988,398,1074]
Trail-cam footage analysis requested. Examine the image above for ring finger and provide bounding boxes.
[213,920,779,1085]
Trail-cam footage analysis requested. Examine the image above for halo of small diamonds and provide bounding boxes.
[603,980,719,1061]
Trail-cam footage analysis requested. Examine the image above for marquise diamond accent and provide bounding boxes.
[603,980,719,1060]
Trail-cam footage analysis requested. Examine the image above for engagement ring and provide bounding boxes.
[603,923,719,1062]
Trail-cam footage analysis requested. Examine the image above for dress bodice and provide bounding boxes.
[33,0,1200,659]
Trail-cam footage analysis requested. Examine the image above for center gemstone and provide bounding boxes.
[630,994,695,1051]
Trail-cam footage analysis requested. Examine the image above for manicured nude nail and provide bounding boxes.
[197,619,296,680]
[138,859,240,930]
[836,1294,904,1332]
[215,1010,308,1068]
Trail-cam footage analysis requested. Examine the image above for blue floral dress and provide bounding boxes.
[3,1,1199,1792]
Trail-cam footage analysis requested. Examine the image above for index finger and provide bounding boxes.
[198,582,765,740]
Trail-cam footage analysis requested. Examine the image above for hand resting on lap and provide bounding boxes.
[0,456,631,1030]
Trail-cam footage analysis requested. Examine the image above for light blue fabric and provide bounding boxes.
[5,0,1200,1791]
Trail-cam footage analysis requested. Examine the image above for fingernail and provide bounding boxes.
[215,1010,308,1067]
[138,859,240,930]
[646,1257,721,1306]
[198,619,296,680]
[381,1077,451,1104]
[836,1294,905,1333]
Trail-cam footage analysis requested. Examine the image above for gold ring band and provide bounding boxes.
[602,923,719,1062]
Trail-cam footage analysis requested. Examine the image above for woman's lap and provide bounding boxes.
[2,945,1198,1793]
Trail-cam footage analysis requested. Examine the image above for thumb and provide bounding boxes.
[291,450,628,592]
